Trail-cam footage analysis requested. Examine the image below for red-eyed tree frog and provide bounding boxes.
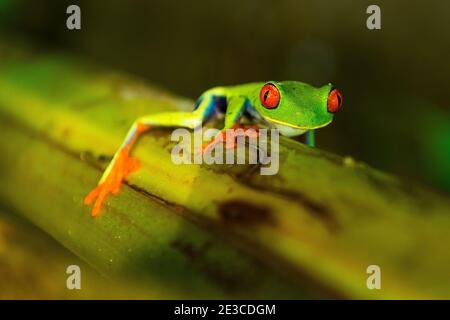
[84,81,343,216]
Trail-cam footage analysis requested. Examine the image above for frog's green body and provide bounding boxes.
[85,81,343,216]
[201,81,335,133]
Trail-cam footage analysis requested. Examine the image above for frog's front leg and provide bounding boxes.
[201,96,259,153]
[84,95,215,216]
[305,130,315,147]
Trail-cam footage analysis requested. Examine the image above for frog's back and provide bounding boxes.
[193,82,263,112]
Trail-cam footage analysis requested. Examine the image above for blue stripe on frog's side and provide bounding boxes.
[194,94,227,122]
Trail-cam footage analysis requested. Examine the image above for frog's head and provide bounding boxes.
[253,81,342,136]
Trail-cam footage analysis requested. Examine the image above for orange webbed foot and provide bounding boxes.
[200,130,227,154]
[199,125,260,154]
[84,147,140,217]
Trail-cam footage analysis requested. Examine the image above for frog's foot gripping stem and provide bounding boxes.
[84,146,140,217]
[201,124,260,154]
[84,123,149,217]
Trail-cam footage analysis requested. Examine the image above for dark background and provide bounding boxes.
[1,0,449,191]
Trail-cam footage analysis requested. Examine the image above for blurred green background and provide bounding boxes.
[0,0,449,192]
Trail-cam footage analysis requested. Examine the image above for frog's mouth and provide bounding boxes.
[263,115,332,130]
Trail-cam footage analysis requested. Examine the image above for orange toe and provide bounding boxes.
[84,149,141,216]
[200,131,225,154]
[84,185,101,206]
[200,141,215,154]
[233,125,260,138]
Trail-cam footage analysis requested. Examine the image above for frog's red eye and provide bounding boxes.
[327,88,343,114]
[260,83,280,109]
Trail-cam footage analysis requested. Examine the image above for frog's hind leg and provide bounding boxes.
[85,97,215,216]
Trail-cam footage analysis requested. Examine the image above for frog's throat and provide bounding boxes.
[263,116,332,130]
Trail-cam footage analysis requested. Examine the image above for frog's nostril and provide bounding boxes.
[327,88,343,113]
